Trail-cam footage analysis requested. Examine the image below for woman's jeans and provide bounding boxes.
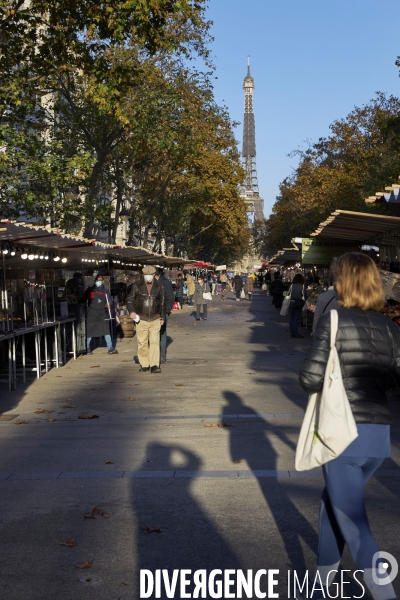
[289,303,302,335]
[87,335,112,349]
[196,304,207,319]
[311,454,397,600]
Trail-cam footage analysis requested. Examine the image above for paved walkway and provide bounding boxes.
[0,289,399,599]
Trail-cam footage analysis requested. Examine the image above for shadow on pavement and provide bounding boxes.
[222,390,318,573]
[131,443,240,599]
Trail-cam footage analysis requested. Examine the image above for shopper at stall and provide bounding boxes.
[193,275,210,320]
[299,252,400,600]
[154,268,174,364]
[312,261,340,335]
[127,265,166,373]
[289,273,306,338]
[270,271,284,309]
[184,271,195,306]
[233,273,243,301]
[174,273,184,309]
[245,274,254,301]
[79,274,118,355]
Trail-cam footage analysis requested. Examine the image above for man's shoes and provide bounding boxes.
[133,355,139,364]
[108,347,118,354]
[139,366,150,372]
[203,317,207,320]
[196,318,200,321]
[86,348,93,355]
[151,366,161,373]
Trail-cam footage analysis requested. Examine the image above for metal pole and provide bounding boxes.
[72,321,76,360]
[50,264,56,322]
[2,253,9,332]
[22,333,26,384]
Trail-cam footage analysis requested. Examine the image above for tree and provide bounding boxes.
[264,93,400,254]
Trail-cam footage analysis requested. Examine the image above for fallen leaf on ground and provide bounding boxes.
[89,366,100,368]
[15,421,29,425]
[34,409,53,414]
[187,362,195,365]
[204,423,218,427]
[175,384,184,387]
[47,418,56,422]
[245,372,255,375]
[79,577,98,583]
[120,582,129,587]
[58,412,66,414]
[57,538,78,547]
[83,507,112,519]
[56,376,62,378]
[76,560,93,569]
[120,360,129,363]
[234,460,243,464]
[78,415,99,419]
[205,423,233,428]
[103,460,114,464]
[60,405,76,409]
[140,526,163,534]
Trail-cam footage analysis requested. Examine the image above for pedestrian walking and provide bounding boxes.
[174,273,184,309]
[184,271,195,306]
[298,252,400,600]
[264,270,271,293]
[79,274,118,355]
[233,273,243,301]
[270,271,284,309]
[245,274,254,301]
[219,271,228,293]
[154,268,174,364]
[193,275,211,320]
[289,273,306,338]
[126,265,166,373]
[312,260,340,335]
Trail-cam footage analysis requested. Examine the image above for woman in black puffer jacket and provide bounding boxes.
[299,253,400,600]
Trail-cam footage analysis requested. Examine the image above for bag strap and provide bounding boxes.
[330,309,338,348]
[322,295,334,314]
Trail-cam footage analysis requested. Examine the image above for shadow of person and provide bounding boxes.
[131,443,240,599]
[222,391,318,573]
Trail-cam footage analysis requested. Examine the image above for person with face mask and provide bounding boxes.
[79,274,118,355]
[126,265,166,373]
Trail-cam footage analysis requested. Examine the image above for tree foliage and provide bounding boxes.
[0,0,249,262]
[264,93,400,254]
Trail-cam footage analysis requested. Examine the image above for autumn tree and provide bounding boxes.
[264,93,400,253]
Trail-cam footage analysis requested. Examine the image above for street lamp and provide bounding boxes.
[119,206,130,222]
[65,185,79,201]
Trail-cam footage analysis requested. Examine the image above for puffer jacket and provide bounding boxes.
[126,278,166,322]
[299,307,400,424]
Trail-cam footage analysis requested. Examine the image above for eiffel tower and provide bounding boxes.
[241,56,264,221]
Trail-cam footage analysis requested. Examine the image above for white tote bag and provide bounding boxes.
[280,285,292,316]
[295,309,358,471]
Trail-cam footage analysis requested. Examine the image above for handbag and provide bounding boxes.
[280,285,292,316]
[293,297,305,310]
[240,289,245,298]
[280,296,290,316]
[203,291,212,301]
[295,310,358,471]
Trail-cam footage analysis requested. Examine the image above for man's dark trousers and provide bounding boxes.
[160,312,169,362]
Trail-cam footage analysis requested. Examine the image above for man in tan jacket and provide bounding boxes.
[184,271,196,306]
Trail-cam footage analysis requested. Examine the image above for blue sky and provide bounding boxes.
[206,0,400,218]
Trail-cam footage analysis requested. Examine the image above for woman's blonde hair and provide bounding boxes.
[335,252,384,311]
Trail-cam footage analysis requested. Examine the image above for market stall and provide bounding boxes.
[0,219,192,388]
